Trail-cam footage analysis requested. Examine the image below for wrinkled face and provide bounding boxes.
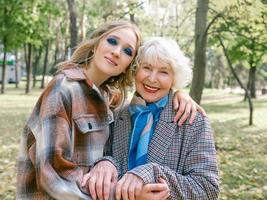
[90,28,137,81]
[135,61,174,103]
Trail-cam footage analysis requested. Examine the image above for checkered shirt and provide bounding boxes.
[16,65,111,200]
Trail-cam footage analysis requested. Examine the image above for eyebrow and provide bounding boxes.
[108,34,135,51]
[144,63,171,70]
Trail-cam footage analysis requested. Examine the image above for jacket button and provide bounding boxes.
[88,122,92,129]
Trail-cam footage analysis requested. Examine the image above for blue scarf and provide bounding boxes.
[128,93,168,170]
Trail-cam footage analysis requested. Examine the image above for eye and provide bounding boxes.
[160,71,169,75]
[142,65,151,71]
[107,37,118,46]
[123,47,133,57]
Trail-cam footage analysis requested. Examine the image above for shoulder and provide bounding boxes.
[114,103,130,121]
[191,112,211,128]
[180,112,212,140]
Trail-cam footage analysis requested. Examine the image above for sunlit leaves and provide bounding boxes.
[210,0,267,69]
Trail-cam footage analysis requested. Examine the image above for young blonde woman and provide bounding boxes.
[17,21,203,200]
[84,37,219,200]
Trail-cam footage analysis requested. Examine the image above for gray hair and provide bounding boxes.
[135,37,192,89]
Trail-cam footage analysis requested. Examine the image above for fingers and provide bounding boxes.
[103,172,112,200]
[82,172,91,187]
[159,189,171,200]
[83,161,118,200]
[116,176,125,200]
[158,177,167,184]
[196,104,207,117]
[173,99,186,123]
[143,183,168,192]
[177,101,192,126]
[128,180,136,200]
[172,96,179,111]
[116,174,144,200]
[188,102,197,125]
[157,178,170,200]
[88,174,97,200]
[96,172,104,200]
[158,179,170,200]
[134,181,143,198]
[121,176,132,200]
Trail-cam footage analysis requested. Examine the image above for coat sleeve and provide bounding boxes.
[92,121,120,172]
[128,114,219,200]
[25,78,90,200]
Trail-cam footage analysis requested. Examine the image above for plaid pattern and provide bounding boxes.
[17,65,110,200]
[110,91,220,200]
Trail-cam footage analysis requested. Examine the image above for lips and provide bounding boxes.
[105,56,118,66]
[143,84,159,93]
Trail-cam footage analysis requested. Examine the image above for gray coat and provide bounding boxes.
[107,92,219,199]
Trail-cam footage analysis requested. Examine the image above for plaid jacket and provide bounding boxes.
[17,65,111,200]
[109,91,220,199]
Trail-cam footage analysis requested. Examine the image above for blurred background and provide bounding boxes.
[0,0,266,199]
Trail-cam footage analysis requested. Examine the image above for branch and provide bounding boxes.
[217,34,253,125]
[119,1,145,19]
[204,12,223,37]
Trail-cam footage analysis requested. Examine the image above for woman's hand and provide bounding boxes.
[116,173,144,200]
[135,178,170,200]
[82,161,118,200]
[173,90,206,126]
[116,174,170,200]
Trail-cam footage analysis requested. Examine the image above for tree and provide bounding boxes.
[0,0,25,93]
[66,0,78,53]
[211,0,267,98]
[218,35,254,125]
[189,0,209,104]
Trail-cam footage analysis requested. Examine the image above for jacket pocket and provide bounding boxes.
[72,114,109,167]
[73,114,107,133]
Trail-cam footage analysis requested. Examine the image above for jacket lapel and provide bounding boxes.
[148,92,178,164]
[115,109,132,175]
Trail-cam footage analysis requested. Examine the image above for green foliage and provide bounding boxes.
[0,0,62,51]
[0,0,25,50]
[210,0,267,69]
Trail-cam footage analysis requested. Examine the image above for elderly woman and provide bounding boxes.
[83,37,219,200]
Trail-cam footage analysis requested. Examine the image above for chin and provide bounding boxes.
[144,97,160,103]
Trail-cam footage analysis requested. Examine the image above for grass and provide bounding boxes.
[0,86,266,200]
[202,90,267,200]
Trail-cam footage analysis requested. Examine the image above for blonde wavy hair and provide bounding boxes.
[59,21,141,103]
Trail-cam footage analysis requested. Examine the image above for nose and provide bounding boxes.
[148,71,157,82]
[111,46,121,57]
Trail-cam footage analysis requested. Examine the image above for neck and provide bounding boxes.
[84,64,109,87]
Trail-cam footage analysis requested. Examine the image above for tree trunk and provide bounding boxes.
[1,37,7,94]
[14,50,19,88]
[66,0,78,53]
[79,0,86,42]
[248,67,256,98]
[32,47,43,88]
[25,43,32,94]
[130,13,135,23]
[189,0,209,104]
[218,35,253,125]
[41,40,49,89]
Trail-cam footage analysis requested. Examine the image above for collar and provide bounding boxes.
[59,63,93,87]
[157,90,176,123]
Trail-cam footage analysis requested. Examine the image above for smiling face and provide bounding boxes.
[88,28,138,86]
[135,60,174,103]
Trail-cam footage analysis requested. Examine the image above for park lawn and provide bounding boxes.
[202,90,267,200]
[0,87,266,200]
